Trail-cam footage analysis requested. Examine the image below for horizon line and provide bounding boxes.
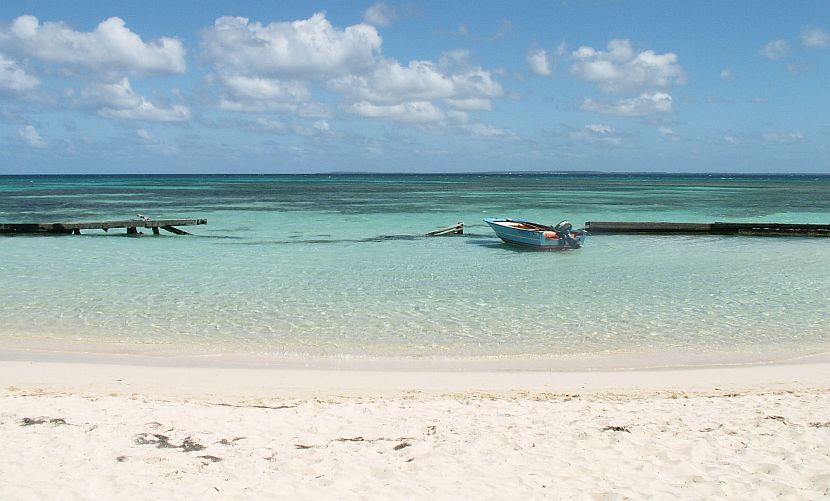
[2,171,829,177]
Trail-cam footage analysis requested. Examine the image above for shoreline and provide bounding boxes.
[3,348,830,400]
[3,337,830,371]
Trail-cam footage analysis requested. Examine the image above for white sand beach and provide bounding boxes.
[2,354,830,500]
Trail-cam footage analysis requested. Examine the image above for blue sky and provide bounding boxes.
[0,1,828,174]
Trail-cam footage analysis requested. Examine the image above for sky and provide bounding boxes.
[0,0,828,174]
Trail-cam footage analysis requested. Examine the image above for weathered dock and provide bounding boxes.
[426,222,464,236]
[584,221,830,237]
[0,218,207,236]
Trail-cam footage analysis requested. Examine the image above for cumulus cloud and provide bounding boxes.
[329,60,453,104]
[82,78,191,122]
[0,15,186,77]
[363,2,397,27]
[720,68,735,81]
[0,52,38,92]
[201,14,381,78]
[569,39,685,93]
[344,100,446,124]
[325,50,502,124]
[328,58,501,109]
[444,98,492,111]
[213,74,329,116]
[582,92,672,116]
[201,13,381,119]
[762,132,804,144]
[801,26,829,48]
[760,39,790,60]
[201,12,505,131]
[569,123,625,146]
[527,48,551,76]
[18,124,45,147]
[219,75,312,103]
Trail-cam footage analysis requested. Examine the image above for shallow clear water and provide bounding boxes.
[1,174,828,361]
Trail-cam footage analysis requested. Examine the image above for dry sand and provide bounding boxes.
[2,353,830,500]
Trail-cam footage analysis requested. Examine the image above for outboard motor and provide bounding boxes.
[554,220,572,236]
[553,220,581,249]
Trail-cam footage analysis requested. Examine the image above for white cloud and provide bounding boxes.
[760,39,790,60]
[447,109,517,139]
[527,48,551,76]
[333,58,501,106]
[720,68,735,81]
[219,97,329,117]
[0,52,38,92]
[344,101,446,124]
[762,132,804,144]
[659,125,679,140]
[255,117,287,132]
[569,123,625,146]
[213,74,329,116]
[83,78,191,122]
[136,129,155,143]
[201,13,381,78]
[489,20,513,42]
[0,15,186,77]
[582,92,672,116]
[363,2,397,27]
[329,60,454,104]
[201,12,505,132]
[18,124,45,147]
[329,57,502,122]
[454,20,512,42]
[219,74,312,103]
[462,122,518,139]
[723,135,739,145]
[569,39,685,93]
[445,98,492,110]
[801,26,829,48]
[201,13,383,119]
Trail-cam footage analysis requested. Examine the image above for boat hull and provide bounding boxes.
[484,218,587,250]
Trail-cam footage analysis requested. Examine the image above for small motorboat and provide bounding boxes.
[483,218,587,250]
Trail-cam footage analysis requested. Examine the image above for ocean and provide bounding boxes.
[1,173,828,367]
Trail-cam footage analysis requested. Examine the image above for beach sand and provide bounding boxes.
[2,354,830,500]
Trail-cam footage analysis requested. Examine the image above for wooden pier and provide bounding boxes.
[0,218,207,236]
[584,221,830,237]
[426,222,464,236]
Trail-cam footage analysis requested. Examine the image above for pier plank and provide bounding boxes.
[0,219,207,235]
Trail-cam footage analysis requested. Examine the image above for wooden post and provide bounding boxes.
[126,227,138,235]
[152,227,160,235]
[161,225,190,235]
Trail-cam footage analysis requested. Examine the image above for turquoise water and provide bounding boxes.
[1,174,828,363]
